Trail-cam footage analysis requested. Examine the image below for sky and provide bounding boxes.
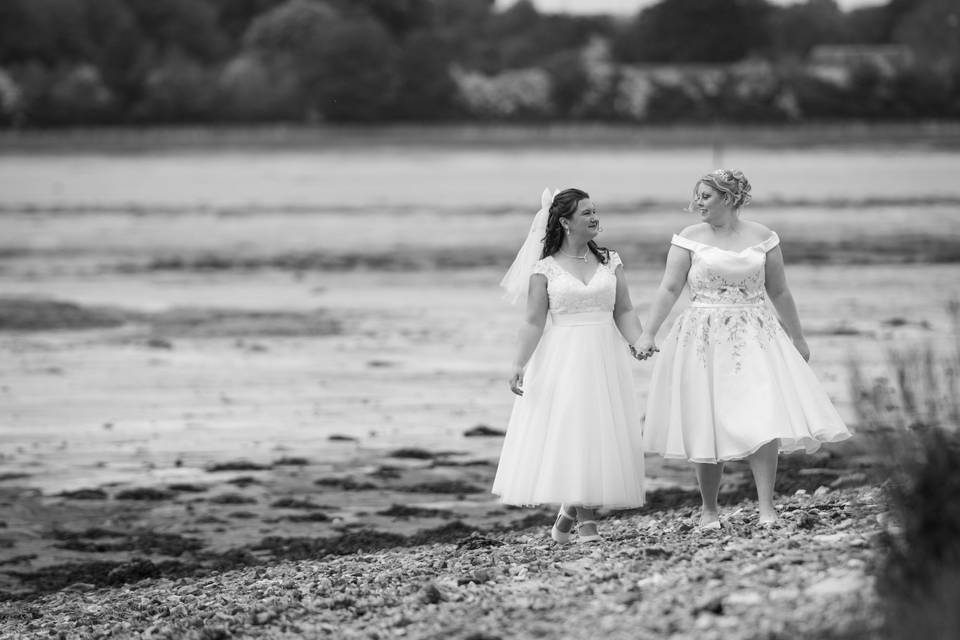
[502,0,886,14]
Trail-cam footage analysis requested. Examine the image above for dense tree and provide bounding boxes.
[893,0,960,69]
[542,49,590,118]
[78,0,148,104]
[216,53,301,121]
[244,0,397,121]
[0,0,958,125]
[309,19,398,121]
[432,0,496,29]
[337,0,436,38]
[390,31,461,119]
[612,0,773,64]
[204,0,288,43]
[0,0,93,64]
[243,0,342,56]
[494,11,614,70]
[126,0,228,62]
[766,0,849,59]
[132,50,219,122]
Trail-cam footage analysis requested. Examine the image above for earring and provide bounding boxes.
[564,227,570,235]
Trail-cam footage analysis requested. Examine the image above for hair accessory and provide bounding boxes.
[700,169,752,209]
[500,187,559,305]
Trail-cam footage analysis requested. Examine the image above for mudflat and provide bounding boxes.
[1,128,958,609]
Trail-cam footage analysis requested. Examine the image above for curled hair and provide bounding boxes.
[689,168,752,211]
[541,188,609,263]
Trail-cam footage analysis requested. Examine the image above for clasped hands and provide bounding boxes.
[630,335,659,361]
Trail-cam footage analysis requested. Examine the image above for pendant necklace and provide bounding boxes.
[559,248,589,262]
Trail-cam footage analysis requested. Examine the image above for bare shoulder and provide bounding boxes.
[739,219,776,242]
[677,223,709,240]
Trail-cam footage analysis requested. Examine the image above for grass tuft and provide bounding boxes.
[849,302,960,640]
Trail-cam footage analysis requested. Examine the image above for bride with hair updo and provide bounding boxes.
[492,187,647,544]
[633,169,852,530]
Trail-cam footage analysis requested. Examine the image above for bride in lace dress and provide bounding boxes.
[633,169,851,529]
[492,188,646,544]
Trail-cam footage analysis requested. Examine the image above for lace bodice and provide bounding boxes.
[671,233,780,305]
[531,251,622,314]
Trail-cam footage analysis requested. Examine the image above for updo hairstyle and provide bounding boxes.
[691,168,753,210]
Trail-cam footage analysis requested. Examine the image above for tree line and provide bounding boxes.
[0,0,957,126]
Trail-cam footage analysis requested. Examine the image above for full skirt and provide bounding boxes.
[643,305,852,463]
[492,315,645,507]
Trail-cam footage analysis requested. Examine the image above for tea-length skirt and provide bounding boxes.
[643,304,852,463]
[492,311,646,507]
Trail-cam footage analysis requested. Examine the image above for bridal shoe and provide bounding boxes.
[577,520,602,543]
[550,507,576,544]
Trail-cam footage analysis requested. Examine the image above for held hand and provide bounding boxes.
[793,336,810,362]
[631,334,659,361]
[508,366,525,396]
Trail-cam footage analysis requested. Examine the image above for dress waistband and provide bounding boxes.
[551,311,613,326]
[690,301,764,309]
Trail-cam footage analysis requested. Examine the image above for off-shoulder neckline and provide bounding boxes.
[671,232,779,254]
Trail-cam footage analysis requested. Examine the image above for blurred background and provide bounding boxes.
[0,0,957,125]
[1,0,959,603]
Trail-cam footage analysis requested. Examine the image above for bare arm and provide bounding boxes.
[509,274,549,395]
[764,246,810,361]
[633,245,690,357]
[613,265,644,346]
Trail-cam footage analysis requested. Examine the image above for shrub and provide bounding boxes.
[133,52,219,122]
[451,66,553,120]
[850,302,960,640]
[389,31,461,120]
[0,67,23,125]
[612,66,655,121]
[8,61,118,125]
[46,63,116,124]
[215,53,301,121]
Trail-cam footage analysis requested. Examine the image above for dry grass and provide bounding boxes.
[850,301,960,640]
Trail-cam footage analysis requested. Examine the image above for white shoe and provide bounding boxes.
[577,520,602,543]
[550,507,576,544]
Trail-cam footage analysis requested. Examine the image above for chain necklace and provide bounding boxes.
[558,247,589,262]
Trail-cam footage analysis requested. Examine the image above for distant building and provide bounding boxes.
[807,45,915,86]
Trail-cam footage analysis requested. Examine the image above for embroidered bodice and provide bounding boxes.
[531,251,622,314]
[670,232,782,371]
[671,233,780,306]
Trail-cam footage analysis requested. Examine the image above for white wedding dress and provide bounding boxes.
[643,233,852,462]
[492,251,646,507]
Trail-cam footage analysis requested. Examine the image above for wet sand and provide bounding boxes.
[1,130,959,600]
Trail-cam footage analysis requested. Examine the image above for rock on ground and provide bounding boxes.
[0,486,885,640]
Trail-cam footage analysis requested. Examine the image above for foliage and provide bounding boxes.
[0,68,22,125]
[390,31,462,120]
[893,0,960,71]
[215,54,302,121]
[612,0,772,64]
[850,303,960,640]
[0,0,958,125]
[451,66,552,119]
[305,18,399,122]
[765,0,850,59]
[132,52,219,123]
[877,425,960,640]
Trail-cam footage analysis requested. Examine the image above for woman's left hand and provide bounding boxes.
[508,366,525,396]
[630,334,659,361]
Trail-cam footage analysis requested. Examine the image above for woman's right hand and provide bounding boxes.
[509,366,525,396]
[631,334,659,361]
